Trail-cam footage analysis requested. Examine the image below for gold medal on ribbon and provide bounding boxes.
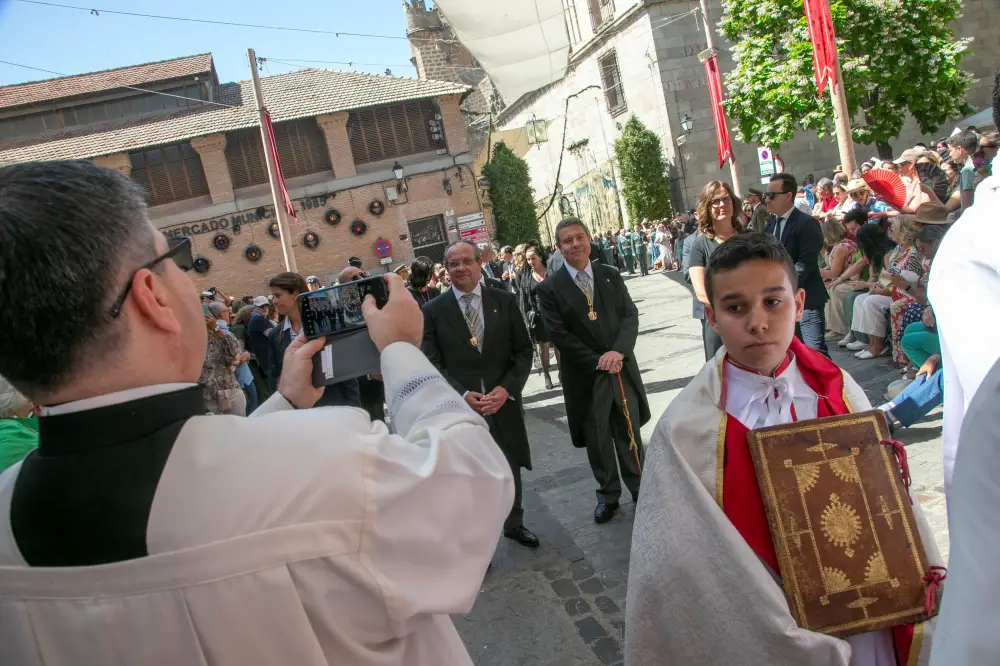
[470,335,479,347]
[588,311,597,321]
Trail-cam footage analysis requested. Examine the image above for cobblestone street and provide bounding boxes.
[455,270,948,666]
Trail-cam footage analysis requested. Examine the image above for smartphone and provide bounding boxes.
[298,275,389,340]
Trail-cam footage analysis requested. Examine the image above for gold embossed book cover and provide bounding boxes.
[746,410,937,637]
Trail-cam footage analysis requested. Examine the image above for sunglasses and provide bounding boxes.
[764,191,792,201]
[349,271,371,282]
[109,236,193,318]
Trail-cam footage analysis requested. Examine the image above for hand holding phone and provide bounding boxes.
[361,273,423,352]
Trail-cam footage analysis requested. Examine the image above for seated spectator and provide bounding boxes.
[819,219,855,283]
[845,219,920,359]
[888,223,948,370]
[823,183,851,221]
[878,307,943,429]
[0,375,37,473]
[811,177,837,217]
[825,209,868,343]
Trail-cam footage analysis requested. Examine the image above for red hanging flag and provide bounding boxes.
[261,108,298,221]
[803,0,838,98]
[703,55,733,169]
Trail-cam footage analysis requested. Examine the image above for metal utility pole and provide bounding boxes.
[247,48,297,272]
[827,38,857,175]
[697,0,743,195]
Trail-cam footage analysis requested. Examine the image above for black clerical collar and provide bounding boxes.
[37,386,206,456]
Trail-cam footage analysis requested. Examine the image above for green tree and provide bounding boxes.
[720,0,974,158]
[614,115,674,223]
[482,141,540,245]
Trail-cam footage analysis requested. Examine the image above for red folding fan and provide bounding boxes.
[861,169,906,210]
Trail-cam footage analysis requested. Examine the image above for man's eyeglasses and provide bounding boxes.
[109,236,193,318]
[349,271,370,282]
[764,191,792,201]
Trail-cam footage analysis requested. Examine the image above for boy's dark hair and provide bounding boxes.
[948,130,979,153]
[705,233,798,306]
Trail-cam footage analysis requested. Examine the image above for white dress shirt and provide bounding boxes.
[40,383,198,417]
[452,282,484,338]
[723,357,818,430]
[565,260,594,285]
[773,205,795,240]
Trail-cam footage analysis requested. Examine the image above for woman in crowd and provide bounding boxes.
[819,219,856,283]
[406,256,440,305]
[520,246,557,390]
[685,180,743,360]
[230,304,270,407]
[846,218,922,360]
[825,208,868,343]
[0,374,37,473]
[883,218,938,367]
[267,272,360,408]
[200,314,247,416]
[434,263,451,289]
[654,222,676,270]
[209,301,258,413]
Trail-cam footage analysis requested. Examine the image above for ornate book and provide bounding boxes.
[746,410,938,637]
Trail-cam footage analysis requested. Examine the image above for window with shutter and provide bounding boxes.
[224,129,269,189]
[272,118,332,179]
[347,99,444,166]
[129,142,210,207]
[588,0,615,31]
[598,50,627,116]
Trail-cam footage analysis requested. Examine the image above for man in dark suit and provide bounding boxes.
[422,240,539,548]
[765,172,829,355]
[537,217,651,524]
[745,187,771,234]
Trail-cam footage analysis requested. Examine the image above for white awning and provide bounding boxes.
[951,108,994,135]
[434,0,570,102]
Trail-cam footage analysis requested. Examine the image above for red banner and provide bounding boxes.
[261,108,298,221]
[703,55,732,169]
[804,0,837,98]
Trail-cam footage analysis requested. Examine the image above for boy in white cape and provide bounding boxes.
[626,234,942,665]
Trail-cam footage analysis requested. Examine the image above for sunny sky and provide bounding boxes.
[0,0,424,87]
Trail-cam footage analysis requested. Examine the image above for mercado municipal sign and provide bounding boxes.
[162,194,333,239]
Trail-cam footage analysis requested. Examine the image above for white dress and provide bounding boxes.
[656,233,674,268]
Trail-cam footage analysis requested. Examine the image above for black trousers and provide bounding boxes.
[584,372,645,504]
[504,462,523,531]
[637,249,649,276]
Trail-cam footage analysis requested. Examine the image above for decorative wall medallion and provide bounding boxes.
[267,221,281,239]
[212,233,231,251]
[368,199,385,216]
[303,231,320,250]
[245,244,263,262]
[192,256,211,274]
[325,209,342,225]
[351,220,367,236]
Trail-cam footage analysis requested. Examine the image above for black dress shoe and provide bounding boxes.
[594,501,619,524]
[503,525,540,548]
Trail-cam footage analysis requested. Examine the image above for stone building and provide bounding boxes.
[407,0,999,240]
[0,53,486,296]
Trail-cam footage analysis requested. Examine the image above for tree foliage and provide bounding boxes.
[720,0,974,156]
[613,115,674,223]
[482,141,540,245]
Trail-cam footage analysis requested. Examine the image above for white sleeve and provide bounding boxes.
[361,342,514,636]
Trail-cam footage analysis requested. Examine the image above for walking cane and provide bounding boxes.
[614,371,642,475]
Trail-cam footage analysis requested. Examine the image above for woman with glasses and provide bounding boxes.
[684,181,744,360]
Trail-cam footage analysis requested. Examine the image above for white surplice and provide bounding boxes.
[0,342,514,666]
[626,348,941,666]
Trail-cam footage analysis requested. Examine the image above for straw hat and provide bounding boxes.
[913,203,949,225]
[844,178,869,194]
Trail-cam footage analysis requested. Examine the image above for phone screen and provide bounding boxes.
[299,276,389,339]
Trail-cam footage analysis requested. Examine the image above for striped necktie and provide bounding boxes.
[461,293,484,351]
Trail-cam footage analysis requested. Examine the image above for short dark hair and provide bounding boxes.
[554,216,590,246]
[704,233,798,306]
[916,224,947,245]
[0,160,156,396]
[842,207,868,227]
[408,256,435,289]
[948,130,979,153]
[769,172,797,194]
[348,256,362,268]
[269,271,308,295]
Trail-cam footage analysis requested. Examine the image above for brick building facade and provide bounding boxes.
[0,54,486,297]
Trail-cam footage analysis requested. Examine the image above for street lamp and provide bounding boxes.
[391,161,404,181]
[680,114,693,135]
